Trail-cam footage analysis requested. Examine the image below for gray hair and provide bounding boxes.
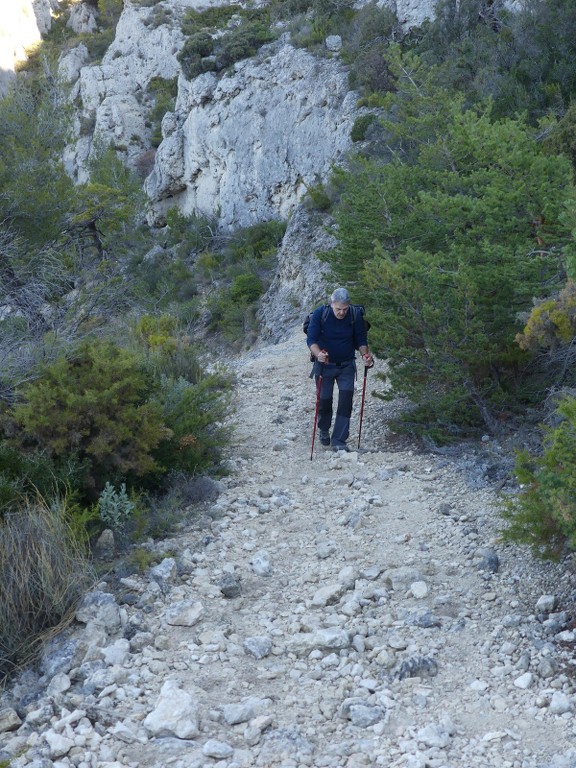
[331,287,350,304]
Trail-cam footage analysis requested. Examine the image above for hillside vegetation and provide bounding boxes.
[1,0,576,676]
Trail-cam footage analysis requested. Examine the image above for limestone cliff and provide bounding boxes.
[144,43,358,230]
[60,0,436,231]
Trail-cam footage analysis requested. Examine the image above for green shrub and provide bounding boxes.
[10,339,170,500]
[323,53,576,436]
[216,21,276,70]
[129,547,156,572]
[230,273,264,302]
[304,180,332,211]
[178,32,217,79]
[98,0,123,29]
[165,207,217,253]
[501,395,576,559]
[178,7,276,80]
[207,287,259,344]
[350,114,376,141]
[181,5,241,36]
[0,500,94,681]
[137,318,204,382]
[130,247,200,313]
[0,443,87,519]
[146,5,173,28]
[148,77,178,148]
[226,220,286,262]
[152,372,230,473]
[0,78,76,243]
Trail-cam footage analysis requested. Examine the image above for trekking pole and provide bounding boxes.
[310,354,327,460]
[357,365,369,449]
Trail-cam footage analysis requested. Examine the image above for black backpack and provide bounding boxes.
[303,304,370,361]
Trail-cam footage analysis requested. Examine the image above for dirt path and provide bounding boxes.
[3,329,576,768]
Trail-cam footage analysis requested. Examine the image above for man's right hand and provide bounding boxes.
[317,350,329,363]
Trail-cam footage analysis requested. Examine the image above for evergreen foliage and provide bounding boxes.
[0,81,75,242]
[406,0,576,122]
[3,332,231,509]
[501,396,576,559]
[324,51,576,435]
[10,339,170,499]
[178,6,276,79]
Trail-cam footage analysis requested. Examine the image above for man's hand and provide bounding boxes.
[362,352,374,368]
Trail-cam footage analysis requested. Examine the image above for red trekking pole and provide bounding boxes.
[357,365,369,449]
[310,353,327,460]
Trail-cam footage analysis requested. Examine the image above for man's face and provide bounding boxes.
[331,301,350,319]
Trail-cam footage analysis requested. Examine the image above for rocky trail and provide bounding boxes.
[2,329,576,768]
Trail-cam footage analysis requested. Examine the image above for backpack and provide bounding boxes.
[303,304,371,361]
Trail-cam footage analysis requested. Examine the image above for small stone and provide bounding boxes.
[0,708,21,733]
[410,581,428,599]
[317,541,336,559]
[202,739,234,758]
[535,594,557,613]
[251,551,273,577]
[165,600,204,627]
[311,583,347,607]
[416,723,452,748]
[476,548,499,573]
[222,702,255,726]
[325,34,342,52]
[220,572,242,598]
[244,636,273,659]
[513,672,533,689]
[549,691,572,715]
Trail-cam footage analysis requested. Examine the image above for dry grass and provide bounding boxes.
[0,499,95,683]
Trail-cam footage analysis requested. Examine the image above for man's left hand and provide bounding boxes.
[362,353,374,368]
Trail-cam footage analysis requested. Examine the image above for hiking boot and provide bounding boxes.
[331,443,351,452]
[320,430,330,446]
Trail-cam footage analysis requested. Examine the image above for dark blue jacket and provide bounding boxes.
[307,305,367,364]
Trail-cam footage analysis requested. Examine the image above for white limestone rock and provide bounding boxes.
[143,679,200,739]
[67,2,98,34]
[145,43,359,230]
[258,206,336,342]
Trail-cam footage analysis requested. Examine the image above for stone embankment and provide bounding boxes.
[1,330,576,768]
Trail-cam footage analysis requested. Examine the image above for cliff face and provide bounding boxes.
[60,0,437,232]
[144,43,358,230]
[2,0,436,330]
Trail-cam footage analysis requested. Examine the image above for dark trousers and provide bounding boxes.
[315,361,355,447]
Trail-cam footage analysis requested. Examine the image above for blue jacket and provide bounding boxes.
[307,305,367,364]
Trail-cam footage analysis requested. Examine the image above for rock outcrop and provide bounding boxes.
[64,0,360,230]
[57,0,440,231]
[145,42,359,230]
[258,206,336,341]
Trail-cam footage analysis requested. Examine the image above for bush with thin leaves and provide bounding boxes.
[501,395,576,559]
[0,500,95,681]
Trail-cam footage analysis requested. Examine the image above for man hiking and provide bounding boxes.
[307,288,374,451]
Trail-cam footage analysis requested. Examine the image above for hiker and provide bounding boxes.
[307,287,374,451]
